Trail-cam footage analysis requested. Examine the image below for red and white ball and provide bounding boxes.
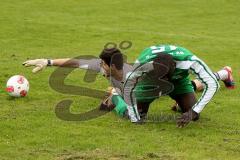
[6,75,29,97]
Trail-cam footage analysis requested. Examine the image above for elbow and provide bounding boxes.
[213,79,220,91]
[209,79,220,91]
[216,81,220,90]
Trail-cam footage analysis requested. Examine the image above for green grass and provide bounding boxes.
[0,0,240,159]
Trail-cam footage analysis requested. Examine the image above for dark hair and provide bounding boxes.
[99,47,123,70]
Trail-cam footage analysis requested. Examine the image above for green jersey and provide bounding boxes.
[136,45,193,82]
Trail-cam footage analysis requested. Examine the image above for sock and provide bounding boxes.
[112,95,127,117]
[214,69,228,81]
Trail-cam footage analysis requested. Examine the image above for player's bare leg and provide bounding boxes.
[172,92,198,113]
[171,80,203,112]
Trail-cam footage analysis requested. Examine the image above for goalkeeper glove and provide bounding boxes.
[22,59,52,73]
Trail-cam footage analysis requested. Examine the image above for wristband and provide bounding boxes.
[47,59,53,66]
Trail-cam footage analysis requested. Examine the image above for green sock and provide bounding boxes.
[111,95,127,117]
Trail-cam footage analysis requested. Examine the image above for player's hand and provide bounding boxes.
[99,87,116,111]
[22,59,48,73]
[177,109,199,128]
[99,102,115,111]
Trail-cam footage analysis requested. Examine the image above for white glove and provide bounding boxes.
[22,59,50,73]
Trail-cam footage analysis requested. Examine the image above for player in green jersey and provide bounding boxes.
[123,45,229,127]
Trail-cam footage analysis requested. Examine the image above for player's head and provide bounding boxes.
[99,47,123,77]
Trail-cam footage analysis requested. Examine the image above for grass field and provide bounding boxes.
[0,0,240,159]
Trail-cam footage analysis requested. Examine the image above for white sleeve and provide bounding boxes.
[190,56,220,113]
[123,62,154,122]
[78,59,101,72]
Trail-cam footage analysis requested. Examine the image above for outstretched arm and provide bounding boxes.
[23,58,101,73]
[52,58,80,67]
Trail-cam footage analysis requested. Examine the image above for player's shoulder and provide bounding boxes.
[123,63,133,71]
[137,44,196,62]
[165,45,195,61]
[140,44,186,53]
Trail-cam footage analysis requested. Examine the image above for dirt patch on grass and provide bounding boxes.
[56,149,129,160]
[56,149,178,160]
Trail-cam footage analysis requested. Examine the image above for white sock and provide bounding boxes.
[215,69,228,81]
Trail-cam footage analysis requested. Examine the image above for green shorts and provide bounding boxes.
[169,76,194,98]
[134,76,194,102]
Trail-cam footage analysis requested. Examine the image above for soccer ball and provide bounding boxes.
[6,75,29,97]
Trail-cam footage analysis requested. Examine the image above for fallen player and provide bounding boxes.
[23,46,235,127]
